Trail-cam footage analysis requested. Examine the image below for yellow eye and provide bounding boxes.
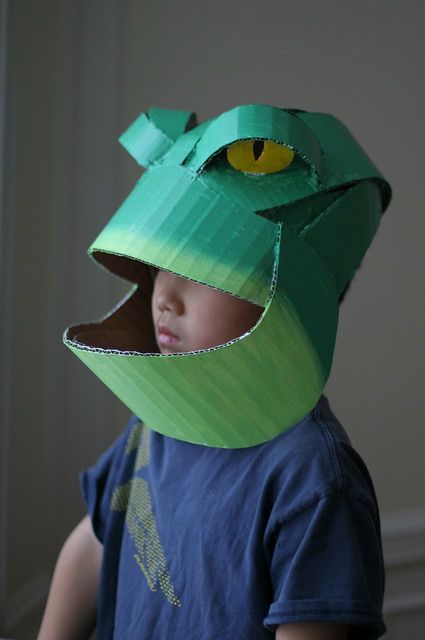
[226,139,295,174]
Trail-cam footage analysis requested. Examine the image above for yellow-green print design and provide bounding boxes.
[110,421,181,607]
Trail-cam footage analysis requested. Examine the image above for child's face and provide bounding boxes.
[151,270,263,354]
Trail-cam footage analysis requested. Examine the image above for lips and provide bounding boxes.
[156,323,180,349]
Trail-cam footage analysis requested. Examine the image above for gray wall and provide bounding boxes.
[1,1,424,637]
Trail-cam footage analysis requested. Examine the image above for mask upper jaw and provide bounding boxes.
[92,105,390,305]
[88,107,322,306]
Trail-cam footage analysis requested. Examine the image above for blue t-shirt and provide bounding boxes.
[81,397,385,639]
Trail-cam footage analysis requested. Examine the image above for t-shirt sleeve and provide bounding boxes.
[80,415,139,543]
[264,492,386,638]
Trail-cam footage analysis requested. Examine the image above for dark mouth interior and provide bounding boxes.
[67,252,157,351]
[68,286,159,354]
[68,252,264,354]
[92,251,154,290]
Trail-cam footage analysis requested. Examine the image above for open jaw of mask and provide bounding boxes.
[64,221,339,449]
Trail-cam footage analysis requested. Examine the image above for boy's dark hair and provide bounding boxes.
[339,280,352,304]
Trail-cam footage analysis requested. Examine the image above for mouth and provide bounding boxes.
[156,323,181,349]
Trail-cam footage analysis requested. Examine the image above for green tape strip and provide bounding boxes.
[119,107,194,167]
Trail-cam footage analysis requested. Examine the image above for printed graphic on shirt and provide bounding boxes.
[110,421,181,607]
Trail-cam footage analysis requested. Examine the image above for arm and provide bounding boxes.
[37,515,102,640]
[275,622,347,640]
[276,622,348,640]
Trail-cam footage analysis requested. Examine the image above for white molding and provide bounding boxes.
[382,507,425,567]
[382,507,425,622]
[384,591,425,616]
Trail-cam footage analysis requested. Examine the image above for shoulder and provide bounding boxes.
[80,414,141,541]
[260,397,380,524]
[263,399,385,636]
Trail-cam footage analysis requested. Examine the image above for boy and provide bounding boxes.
[39,105,390,639]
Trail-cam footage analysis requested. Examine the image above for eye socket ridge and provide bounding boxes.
[226,138,295,175]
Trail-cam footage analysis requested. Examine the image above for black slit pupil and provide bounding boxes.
[253,140,264,161]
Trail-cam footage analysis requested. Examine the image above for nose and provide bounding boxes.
[155,275,184,316]
[157,293,183,315]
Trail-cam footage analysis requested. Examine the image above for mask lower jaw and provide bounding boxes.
[64,232,338,448]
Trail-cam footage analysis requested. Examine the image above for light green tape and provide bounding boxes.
[64,104,391,448]
[65,231,335,447]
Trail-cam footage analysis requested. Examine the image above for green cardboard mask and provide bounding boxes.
[64,105,391,447]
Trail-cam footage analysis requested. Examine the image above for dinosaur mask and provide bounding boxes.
[64,105,391,447]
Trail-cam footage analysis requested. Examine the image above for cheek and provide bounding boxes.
[194,296,263,346]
